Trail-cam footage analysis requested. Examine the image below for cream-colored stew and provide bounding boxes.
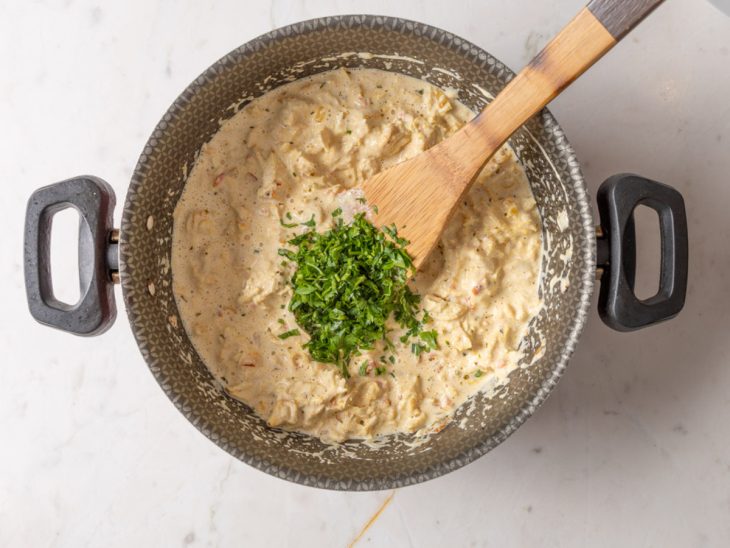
[172,68,542,443]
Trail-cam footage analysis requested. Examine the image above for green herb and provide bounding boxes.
[417,89,424,95]
[411,342,426,357]
[332,207,342,217]
[278,248,297,261]
[278,329,300,340]
[280,212,298,228]
[388,355,395,364]
[302,215,316,228]
[419,330,439,350]
[359,361,369,376]
[356,197,367,204]
[375,366,387,376]
[346,129,352,135]
[277,318,286,325]
[474,369,484,378]
[279,212,435,377]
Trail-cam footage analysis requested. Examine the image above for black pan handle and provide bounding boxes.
[24,176,118,336]
[596,173,688,331]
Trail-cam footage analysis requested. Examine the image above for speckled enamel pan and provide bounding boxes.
[24,15,688,490]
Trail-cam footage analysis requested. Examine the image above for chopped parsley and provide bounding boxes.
[280,213,318,230]
[278,212,436,378]
[419,330,439,350]
[411,342,426,357]
[278,329,300,339]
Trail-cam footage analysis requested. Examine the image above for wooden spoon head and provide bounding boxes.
[361,136,481,269]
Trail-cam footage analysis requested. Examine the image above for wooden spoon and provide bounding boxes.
[362,0,664,268]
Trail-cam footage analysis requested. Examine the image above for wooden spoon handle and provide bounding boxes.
[447,1,664,177]
[361,0,665,269]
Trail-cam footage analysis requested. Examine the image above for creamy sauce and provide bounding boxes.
[172,68,542,443]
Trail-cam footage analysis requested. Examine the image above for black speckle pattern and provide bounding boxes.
[119,15,596,491]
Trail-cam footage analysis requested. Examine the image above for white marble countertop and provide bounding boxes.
[2,1,729,546]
